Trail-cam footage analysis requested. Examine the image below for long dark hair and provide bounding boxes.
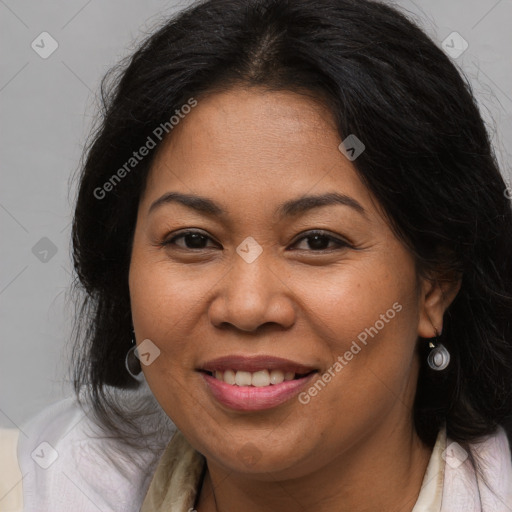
[71,0,512,462]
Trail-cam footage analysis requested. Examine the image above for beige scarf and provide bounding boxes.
[140,427,512,511]
[140,429,205,512]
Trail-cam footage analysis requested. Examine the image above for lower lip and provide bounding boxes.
[200,372,317,411]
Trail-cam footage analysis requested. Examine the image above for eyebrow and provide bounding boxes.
[148,191,367,219]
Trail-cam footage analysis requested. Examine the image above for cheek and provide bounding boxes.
[129,245,208,341]
[128,250,201,424]
[297,253,420,417]
[128,243,221,410]
[130,267,192,335]
[296,251,419,354]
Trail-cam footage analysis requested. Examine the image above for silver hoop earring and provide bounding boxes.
[125,337,145,382]
[427,339,450,371]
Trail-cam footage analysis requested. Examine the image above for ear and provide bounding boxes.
[417,273,462,338]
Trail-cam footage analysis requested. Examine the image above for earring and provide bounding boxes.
[125,331,145,382]
[427,337,450,371]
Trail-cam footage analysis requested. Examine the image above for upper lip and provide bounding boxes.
[198,355,318,374]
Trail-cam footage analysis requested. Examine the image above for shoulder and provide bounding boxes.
[442,425,512,511]
[472,426,512,503]
[10,388,175,512]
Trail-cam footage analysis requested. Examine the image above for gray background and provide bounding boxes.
[1,0,511,429]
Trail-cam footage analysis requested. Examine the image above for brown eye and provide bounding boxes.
[291,231,350,251]
[164,230,218,250]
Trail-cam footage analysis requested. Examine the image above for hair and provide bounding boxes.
[70,0,512,482]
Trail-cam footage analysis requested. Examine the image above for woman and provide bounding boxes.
[2,0,512,510]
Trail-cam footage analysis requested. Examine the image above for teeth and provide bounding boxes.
[210,369,301,386]
[223,369,236,385]
[235,371,253,386]
[269,370,285,385]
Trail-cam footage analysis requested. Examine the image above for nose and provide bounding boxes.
[208,251,296,333]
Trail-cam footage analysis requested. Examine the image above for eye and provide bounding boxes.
[290,230,351,251]
[162,230,219,250]
[160,229,351,252]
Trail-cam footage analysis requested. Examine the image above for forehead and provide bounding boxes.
[141,87,373,216]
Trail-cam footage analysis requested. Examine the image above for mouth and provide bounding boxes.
[197,354,318,385]
[197,355,319,411]
[200,368,317,387]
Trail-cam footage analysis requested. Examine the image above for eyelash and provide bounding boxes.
[161,229,352,252]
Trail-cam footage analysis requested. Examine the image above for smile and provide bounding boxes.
[204,368,315,387]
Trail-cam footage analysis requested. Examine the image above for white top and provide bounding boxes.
[1,389,512,511]
[1,384,176,512]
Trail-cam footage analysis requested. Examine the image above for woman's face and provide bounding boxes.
[129,87,443,479]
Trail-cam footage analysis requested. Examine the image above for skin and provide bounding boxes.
[129,87,461,512]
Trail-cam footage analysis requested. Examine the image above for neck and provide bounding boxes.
[196,422,433,512]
